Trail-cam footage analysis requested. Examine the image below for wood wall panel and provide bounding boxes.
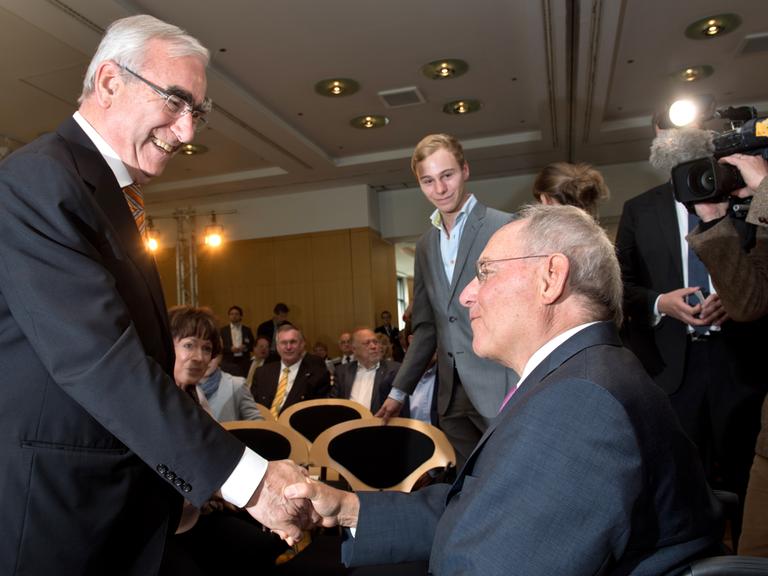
[155,227,395,356]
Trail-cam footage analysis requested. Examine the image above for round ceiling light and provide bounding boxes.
[677,65,714,82]
[421,59,469,80]
[684,14,741,39]
[314,78,360,97]
[179,144,208,156]
[350,115,390,129]
[443,99,482,115]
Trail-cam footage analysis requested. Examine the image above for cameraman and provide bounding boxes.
[686,154,768,321]
[687,153,768,557]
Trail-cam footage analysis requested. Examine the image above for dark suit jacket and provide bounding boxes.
[343,323,722,575]
[331,359,407,415]
[251,354,330,412]
[220,323,255,376]
[615,183,768,394]
[392,201,516,418]
[0,118,244,575]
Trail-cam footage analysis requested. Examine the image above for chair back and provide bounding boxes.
[254,402,276,422]
[222,420,309,466]
[278,399,372,447]
[310,417,455,491]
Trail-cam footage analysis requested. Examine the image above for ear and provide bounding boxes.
[539,253,569,304]
[461,160,470,181]
[92,60,124,109]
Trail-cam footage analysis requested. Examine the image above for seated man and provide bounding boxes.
[287,205,722,575]
[331,327,405,415]
[251,324,330,417]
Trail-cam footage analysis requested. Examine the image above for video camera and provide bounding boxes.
[671,108,768,205]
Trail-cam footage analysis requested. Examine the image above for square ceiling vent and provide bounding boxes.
[378,86,426,108]
[738,32,768,55]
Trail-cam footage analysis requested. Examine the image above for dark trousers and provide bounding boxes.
[669,337,763,501]
[438,368,490,471]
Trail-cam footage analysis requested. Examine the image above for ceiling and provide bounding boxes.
[1,0,767,207]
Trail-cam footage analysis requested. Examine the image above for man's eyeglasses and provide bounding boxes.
[475,255,550,283]
[121,65,211,132]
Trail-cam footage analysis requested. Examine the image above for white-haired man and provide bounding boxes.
[0,15,308,575]
[287,205,722,575]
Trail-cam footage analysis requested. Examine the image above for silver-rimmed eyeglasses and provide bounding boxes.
[121,65,211,132]
[475,255,550,283]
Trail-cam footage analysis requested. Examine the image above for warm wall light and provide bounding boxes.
[203,212,224,247]
[145,216,159,252]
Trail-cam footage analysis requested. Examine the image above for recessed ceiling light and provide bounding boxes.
[179,144,208,156]
[443,99,482,115]
[315,78,360,97]
[350,115,390,129]
[677,65,714,82]
[421,59,468,80]
[685,13,741,39]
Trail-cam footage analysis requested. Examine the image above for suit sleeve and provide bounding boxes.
[235,380,264,420]
[342,484,450,566]
[688,217,768,322]
[746,178,768,227]
[0,151,244,507]
[615,202,660,325]
[392,238,438,395]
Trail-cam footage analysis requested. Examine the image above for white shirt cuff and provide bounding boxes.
[387,387,408,403]
[219,447,268,508]
[652,295,665,326]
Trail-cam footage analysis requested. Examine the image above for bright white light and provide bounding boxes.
[146,237,159,252]
[668,99,699,127]
[205,232,223,247]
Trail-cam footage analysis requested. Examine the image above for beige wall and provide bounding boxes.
[156,227,397,357]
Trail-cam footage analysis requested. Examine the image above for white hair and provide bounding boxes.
[79,14,209,103]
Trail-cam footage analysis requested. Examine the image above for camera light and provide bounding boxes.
[668,99,699,127]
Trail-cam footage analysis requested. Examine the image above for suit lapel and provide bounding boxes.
[653,184,684,283]
[57,118,171,337]
[448,203,485,301]
[427,228,451,299]
[447,323,620,499]
[285,358,309,406]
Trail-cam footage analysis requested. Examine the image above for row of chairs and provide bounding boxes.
[223,398,456,491]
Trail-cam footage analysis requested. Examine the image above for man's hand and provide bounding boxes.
[693,201,728,223]
[720,154,768,193]
[245,460,313,544]
[374,397,403,423]
[284,479,360,529]
[699,292,729,327]
[657,287,709,326]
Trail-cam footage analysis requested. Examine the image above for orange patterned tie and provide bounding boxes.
[122,183,146,237]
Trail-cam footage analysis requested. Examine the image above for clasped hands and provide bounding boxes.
[245,459,359,544]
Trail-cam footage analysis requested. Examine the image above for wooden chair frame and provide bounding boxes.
[254,402,276,422]
[277,398,373,448]
[309,417,456,492]
[222,420,309,466]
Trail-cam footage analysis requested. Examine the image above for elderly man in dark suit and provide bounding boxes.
[251,324,330,417]
[0,15,308,575]
[331,327,405,415]
[286,205,722,575]
[376,133,516,468]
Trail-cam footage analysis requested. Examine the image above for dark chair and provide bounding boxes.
[681,556,768,575]
[310,417,456,491]
[278,398,373,448]
[222,420,309,465]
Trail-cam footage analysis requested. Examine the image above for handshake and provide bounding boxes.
[245,459,359,544]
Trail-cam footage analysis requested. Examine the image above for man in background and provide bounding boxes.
[220,304,254,377]
[376,133,515,467]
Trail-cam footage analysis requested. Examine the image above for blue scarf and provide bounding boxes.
[200,368,222,400]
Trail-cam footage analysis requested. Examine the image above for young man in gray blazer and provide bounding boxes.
[376,133,516,467]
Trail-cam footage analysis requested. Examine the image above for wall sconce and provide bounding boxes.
[145,216,159,252]
[203,211,224,247]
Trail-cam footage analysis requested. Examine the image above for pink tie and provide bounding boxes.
[499,385,519,413]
